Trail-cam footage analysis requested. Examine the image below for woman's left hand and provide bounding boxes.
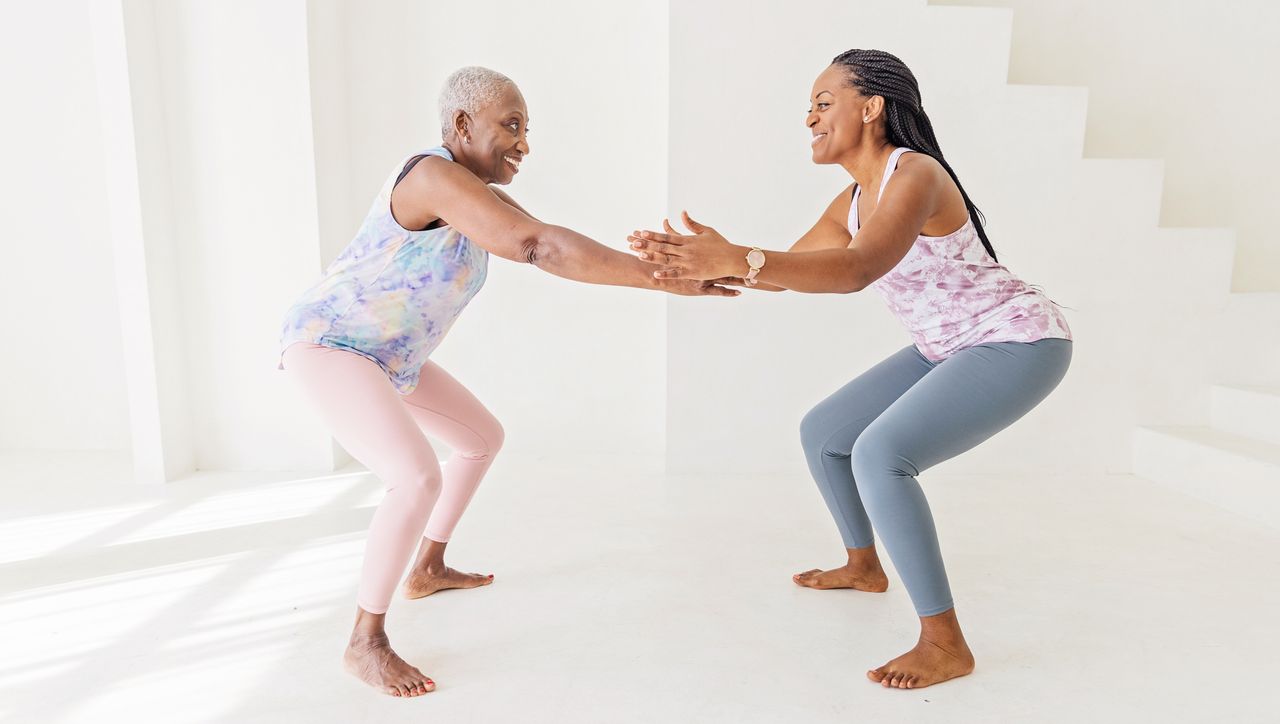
[628,211,746,281]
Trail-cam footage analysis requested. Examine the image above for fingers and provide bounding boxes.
[663,218,677,235]
[700,282,741,297]
[628,236,684,261]
[652,266,686,280]
[681,209,710,233]
[629,229,684,245]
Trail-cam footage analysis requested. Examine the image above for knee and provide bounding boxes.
[799,407,830,455]
[484,418,505,456]
[850,428,913,481]
[387,456,443,500]
[460,416,505,461]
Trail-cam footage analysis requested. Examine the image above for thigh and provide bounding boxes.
[802,346,935,455]
[283,343,439,476]
[858,339,1073,474]
[400,360,502,453]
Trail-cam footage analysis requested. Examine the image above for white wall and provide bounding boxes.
[935,0,1280,293]
[145,0,335,472]
[0,0,131,452]
[664,1,1236,475]
[314,0,672,467]
[6,0,1268,482]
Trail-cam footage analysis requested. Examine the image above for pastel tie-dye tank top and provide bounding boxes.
[279,146,488,393]
[851,147,1071,360]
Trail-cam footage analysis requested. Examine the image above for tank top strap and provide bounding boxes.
[379,146,456,204]
[849,146,916,233]
[877,146,914,201]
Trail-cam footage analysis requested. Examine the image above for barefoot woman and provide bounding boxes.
[629,49,1072,689]
[279,67,735,697]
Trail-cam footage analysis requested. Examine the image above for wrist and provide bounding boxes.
[727,244,752,277]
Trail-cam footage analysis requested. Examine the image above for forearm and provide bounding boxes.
[531,225,660,290]
[749,246,866,294]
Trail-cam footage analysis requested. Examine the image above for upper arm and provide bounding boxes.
[848,156,946,285]
[488,185,538,220]
[788,184,855,252]
[393,155,544,263]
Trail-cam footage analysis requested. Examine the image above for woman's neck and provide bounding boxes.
[843,139,895,192]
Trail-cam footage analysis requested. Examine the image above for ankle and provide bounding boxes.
[416,560,447,575]
[844,547,884,571]
[918,611,968,650]
[348,629,390,649]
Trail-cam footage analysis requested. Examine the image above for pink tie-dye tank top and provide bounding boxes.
[278,147,488,393]
[851,147,1071,360]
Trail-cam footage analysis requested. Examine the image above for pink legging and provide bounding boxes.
[282,342,504,614]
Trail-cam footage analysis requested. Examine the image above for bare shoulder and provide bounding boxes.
[401,153,475,193]
[393,153,485,225]
[895,151,948,183]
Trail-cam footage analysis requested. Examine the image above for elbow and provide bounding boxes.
[521,224,558,268]
[842,270,868,294]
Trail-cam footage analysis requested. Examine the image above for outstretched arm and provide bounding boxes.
[629,161,943,294]
[665,184,859,292]
[394,156,736,296]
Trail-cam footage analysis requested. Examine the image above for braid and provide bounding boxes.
[831,49,997,262]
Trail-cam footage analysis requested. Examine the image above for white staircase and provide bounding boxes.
[923,2,1280,524]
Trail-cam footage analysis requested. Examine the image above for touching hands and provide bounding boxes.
[628,211,748,282]
[656,278,742,297]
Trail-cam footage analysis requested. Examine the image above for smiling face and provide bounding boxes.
[455,83,531,185]
[806,64,878,164]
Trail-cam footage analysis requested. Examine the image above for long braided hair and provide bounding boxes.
[831,49,997,262]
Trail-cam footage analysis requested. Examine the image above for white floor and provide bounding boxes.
[1,450,1276,723]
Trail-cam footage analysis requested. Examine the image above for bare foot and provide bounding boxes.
[792,563,888,592]
[866,637,975,690]
[343,631,435,697]
[402,565,494,600]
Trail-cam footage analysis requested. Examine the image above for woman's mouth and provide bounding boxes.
[504,154,521,172]
[810,133,827,147]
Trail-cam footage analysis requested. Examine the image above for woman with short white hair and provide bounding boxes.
[278,66,735,698]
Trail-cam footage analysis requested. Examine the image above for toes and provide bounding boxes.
[867,667,886,683]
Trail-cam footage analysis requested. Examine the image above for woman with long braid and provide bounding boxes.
[279,67,736,698]
[629,49,1072,689]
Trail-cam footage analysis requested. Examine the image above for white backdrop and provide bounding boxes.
[1,0,1275,483]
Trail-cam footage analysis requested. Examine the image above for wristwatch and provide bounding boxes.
[744,247,766,286]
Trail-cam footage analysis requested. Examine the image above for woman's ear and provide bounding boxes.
[453,110,472,143]
[863,95,885,123]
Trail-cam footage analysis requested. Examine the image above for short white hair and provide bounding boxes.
[438,66,517,139]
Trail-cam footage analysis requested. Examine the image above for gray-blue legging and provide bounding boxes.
[800,338,1072,616]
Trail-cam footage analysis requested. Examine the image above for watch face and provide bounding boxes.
[747,249,766,268]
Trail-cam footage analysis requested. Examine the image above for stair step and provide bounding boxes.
[1132,426,1280,528]
[1212,385,1280,446]
[1211,293,1280,388]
